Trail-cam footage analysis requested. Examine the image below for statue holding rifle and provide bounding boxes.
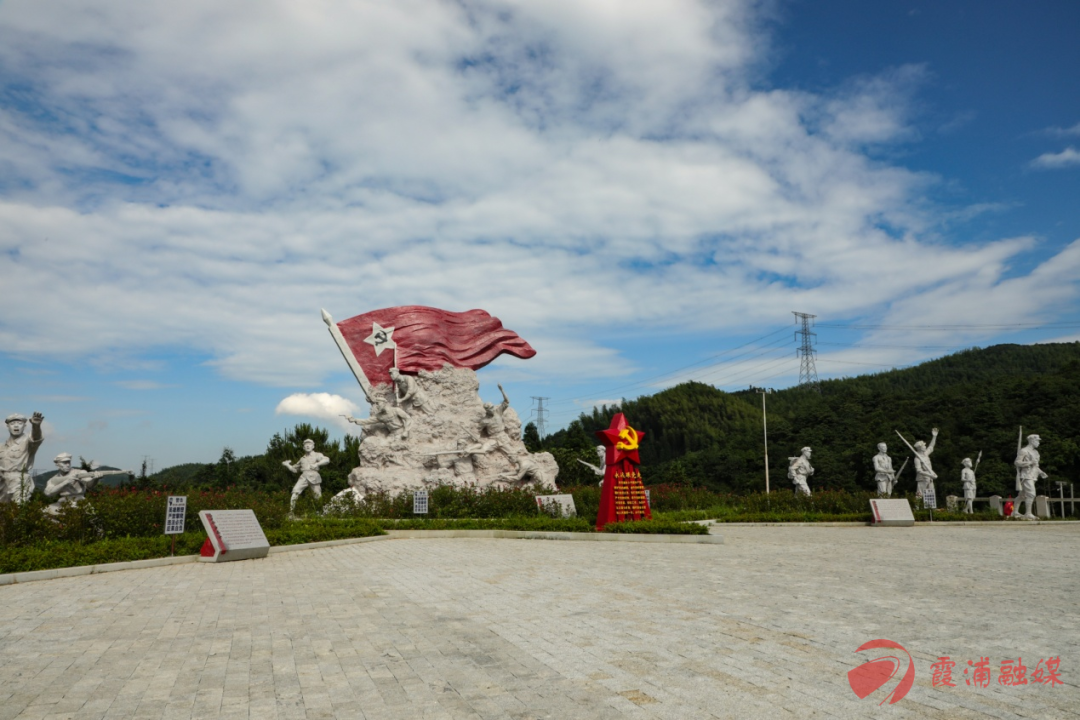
[895,428,938,500]
[1013,432,1046,520]
[872,443,903,497]
[44,453,131,515]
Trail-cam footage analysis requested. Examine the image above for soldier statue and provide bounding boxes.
[961,458,977,515]
[44,453,130,514]
[872,443,896,496]
[283,439,331,514]
[788,447,814,496]
[1013,434,1046,520]
[2,412,44,504]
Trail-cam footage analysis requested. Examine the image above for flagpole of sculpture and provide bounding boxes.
[322,309,375,402]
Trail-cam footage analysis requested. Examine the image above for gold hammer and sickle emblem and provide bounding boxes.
[616,427,639,451]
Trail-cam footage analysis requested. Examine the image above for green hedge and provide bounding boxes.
[377,517,593,532]
[0,533,207,574]
[602,518,708,534]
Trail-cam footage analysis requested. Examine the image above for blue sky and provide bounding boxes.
[1,0,1078,472]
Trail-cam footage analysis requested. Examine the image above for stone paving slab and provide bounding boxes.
[0,524,1077,719]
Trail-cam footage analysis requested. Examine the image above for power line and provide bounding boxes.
[817,322,1080,330]
[541,325,792,411]
[711,354,797,388]
[818,341,965,351]
[793,311,819,393]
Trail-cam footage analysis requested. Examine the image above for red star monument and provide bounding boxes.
[595,413,652,530]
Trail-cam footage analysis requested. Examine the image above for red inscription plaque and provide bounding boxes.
[595,413,652,530]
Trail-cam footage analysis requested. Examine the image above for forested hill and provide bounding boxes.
[817,343,1080,394]
[540,342,1080,498]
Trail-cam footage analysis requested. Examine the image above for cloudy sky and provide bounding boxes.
[2,0,1078,471]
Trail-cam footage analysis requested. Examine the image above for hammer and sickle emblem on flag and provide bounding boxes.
[363,322,397,356]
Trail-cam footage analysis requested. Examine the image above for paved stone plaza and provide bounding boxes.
[1,524,1077,719]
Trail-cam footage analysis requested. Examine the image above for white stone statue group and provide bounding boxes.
[3,411,130,513]
[870,429,1047,518]
[285,368,559,514]
[784,429,1048,517]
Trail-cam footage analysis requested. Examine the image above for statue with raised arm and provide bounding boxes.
[896,428,938,500]
[1013,434,1046,520]
[44,453,131,515]
[788,446,814,496]
[872,443,896,496]
[283,439,331,514]
[2,412,44,504]
[961,458,977,515]
[478,384,520,470]
[389,367,433,415]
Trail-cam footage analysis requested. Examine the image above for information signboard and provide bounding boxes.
[869,498,915,527]
[923,489,937,510]
[198,509,270,563]
[535,494,577,517]
[413,490,429,515]
[164,496,187,535]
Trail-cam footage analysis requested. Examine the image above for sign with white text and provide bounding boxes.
[164,496,187,535]
[870,499,915,527]
[198,509,270,562]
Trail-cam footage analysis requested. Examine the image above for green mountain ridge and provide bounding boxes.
[144,343,1080,501]
[542,342,1080,498]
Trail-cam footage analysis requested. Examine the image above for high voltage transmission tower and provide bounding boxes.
[530,396,550,439]
[793,311,820,392]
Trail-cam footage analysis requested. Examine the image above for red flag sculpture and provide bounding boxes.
[323,305,536,389]
[595,413,652,530]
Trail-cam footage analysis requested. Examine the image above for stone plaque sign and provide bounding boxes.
[1035,495,1051,519]
[164,496,187,535]
[413,490,428,515]
[869,499,915,527]
[535,493,577,518]
[198,509,270,563]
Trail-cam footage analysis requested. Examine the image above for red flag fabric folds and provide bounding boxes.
[337,306,536,386]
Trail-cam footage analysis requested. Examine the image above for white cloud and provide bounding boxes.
[0,0,1077,391]
[1045,122,1080,137]
[275,392,361,433]
[1031,147,1080,169]
[114,380,175,390]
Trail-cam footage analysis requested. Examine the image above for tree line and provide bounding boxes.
[532,343,1080,499]
[151,342,1079,500]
